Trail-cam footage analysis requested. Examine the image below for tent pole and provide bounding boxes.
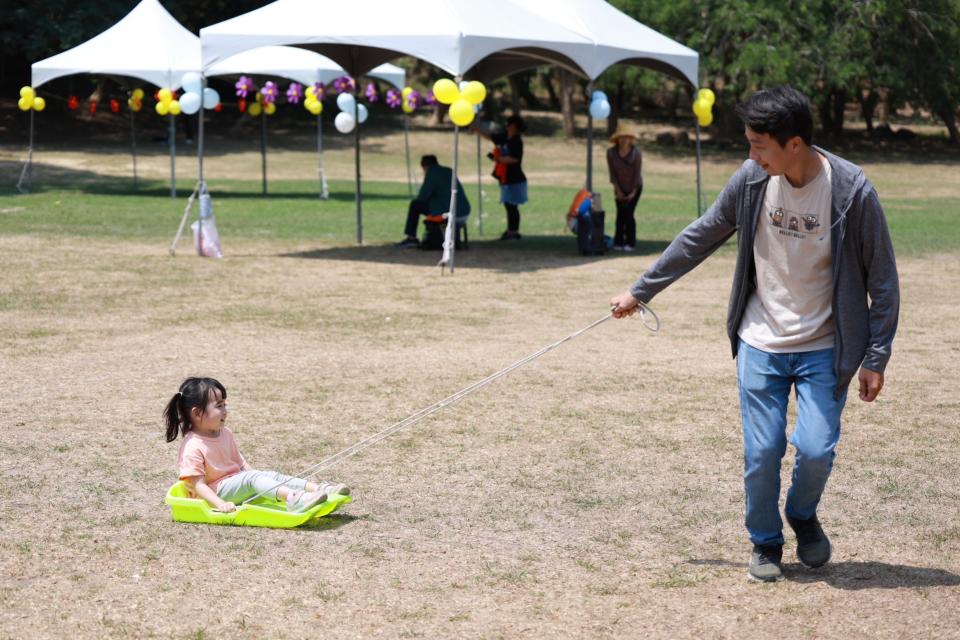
[354,81,362,245]
[169,114,176,198]
[261,109,268,195]
[476,131,483,237]
[318,113,328,200]
[404,114,413,198]
[197,84,206,255]
[441,125,460,275]
[695,120,702,216]
[129,106,138,188]
[16,109,34,194]
[586,81,594,193]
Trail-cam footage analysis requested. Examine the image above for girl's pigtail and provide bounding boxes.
[163,392,184,442]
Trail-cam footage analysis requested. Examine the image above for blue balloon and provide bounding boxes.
[589,98,611,120]
[591,90,608,103]
[336,92,356,113]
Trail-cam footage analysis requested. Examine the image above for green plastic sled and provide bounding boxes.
[164,481,351,528]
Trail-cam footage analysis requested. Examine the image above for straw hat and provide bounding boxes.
[608,122,638,144]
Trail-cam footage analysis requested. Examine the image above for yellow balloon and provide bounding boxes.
[692,97,711,118]
[402,86,413,100]
[697,112,713,127]
[169,100,181,116]
[305,86,316,98]
[132,88,145,100]
[461,81,486,106]
[432,78,459,105]
[698,88,715,106]
[155,101,169,116]
[158,88,173,103]
[18,97,32,111]
[401,102,414,114]
[307,100,322,115]
[32,96,46,112]
[248,102,262,116]
[448,98,475,127]
[20,86,35,101]
[264,102,276,115]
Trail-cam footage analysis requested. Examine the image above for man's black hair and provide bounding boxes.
[420,154,439,168]
[735,86,813,147]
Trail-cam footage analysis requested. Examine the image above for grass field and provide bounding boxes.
[1,121,959,639]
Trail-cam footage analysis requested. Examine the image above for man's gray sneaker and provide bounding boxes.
[749,544,784,582]
[786,513,831,568]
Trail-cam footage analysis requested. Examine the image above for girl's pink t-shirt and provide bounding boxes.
[177,427,248,493]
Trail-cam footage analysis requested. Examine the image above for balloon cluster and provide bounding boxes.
[235,75,255,98]
[155,88,180,116]
[431,79,486,127]
[588,90,611,119]
[332,75,355,94]
[401,87,421,113]
[365,82,378,103]
[179,72,220,116]
[17,86,45,112]
[286,82,303,104]
[248,92,276,117]
[303,84,323,115]
[127,88,144,112]
[260,81,279,104]
[692,88,715,127]
[334,92,368,134]
[385,88,401,109]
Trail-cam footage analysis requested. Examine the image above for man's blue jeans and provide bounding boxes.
[737,340,848,547]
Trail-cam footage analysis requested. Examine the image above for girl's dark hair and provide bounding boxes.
[163,377,226,442]
[506,114,527,133]
[735,85,813,147]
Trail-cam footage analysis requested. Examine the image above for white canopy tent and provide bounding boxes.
[27,0,201,196]
[206,46,407,198]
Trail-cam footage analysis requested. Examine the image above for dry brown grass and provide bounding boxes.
[1,136,959,639]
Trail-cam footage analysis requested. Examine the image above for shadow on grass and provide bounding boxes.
[688,558,960,589]
[299,512,359,532]
[281,236,670,273]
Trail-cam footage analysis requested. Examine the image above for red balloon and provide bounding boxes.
[110,99,120,113]
[67,96,79,110]
[238,99,247,113]
[89,100,97,114]
[214,103,222,112]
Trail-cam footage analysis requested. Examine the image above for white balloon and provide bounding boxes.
[180,92,202,115]
[356,103,368,123]
[181,72,203,95]
[336,92,356,112]
[334,111,356,133]
[202,88,220,109]
[591,90,608,103]
[589,98,611,120]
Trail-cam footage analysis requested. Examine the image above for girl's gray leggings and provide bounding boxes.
[215,470,307,503]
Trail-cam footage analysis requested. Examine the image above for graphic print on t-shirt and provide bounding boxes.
[767,206,821,240]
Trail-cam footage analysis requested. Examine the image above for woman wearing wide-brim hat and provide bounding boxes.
[606,122,643,251]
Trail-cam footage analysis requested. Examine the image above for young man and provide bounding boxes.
[396,155,470,248]
[609,86,899,582]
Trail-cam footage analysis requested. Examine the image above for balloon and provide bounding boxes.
[132,88,144,100]
[248,102,262,117]
[402,86,413,100]
[179,92,201,115]
[336,92,356,112]
[697,112,713,127]
[356,103,368,123]
[334,111,355,133]
[17,97,31,111]
[461,81,486,106]
[692,97,711,118]
[158,88,173,103]
[169,100,182,116]
[698,88,715,106]
[589,98,611,119]
[155,101,169,116]
[307,100,322,115]
[401,102,414,114]
[432,79,459,105]
[181,72,203,95]
[264,102,276,115]
[20,86,35,101]
[449,98,475,127]
[459,80,470,92]
[203,88,220,109]
[305,86,317,99]
[591,90,608,103]
[31,96,45,111]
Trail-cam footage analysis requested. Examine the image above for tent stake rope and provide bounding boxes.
[240,304,660,506]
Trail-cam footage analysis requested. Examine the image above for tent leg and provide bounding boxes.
[404,115,413,198]
[170,185,199,255]
[261,110,268,195]
[130,107,138,189]
[169,114,176,198]
[586,81,595,193]
[476,132,483,236]
[439,81,462,275]
[16,110,34,194]
[354,84,362,245]
[695,120,702,216]
[318,114,329,200]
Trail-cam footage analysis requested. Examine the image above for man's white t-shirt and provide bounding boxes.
[738,154,835,353]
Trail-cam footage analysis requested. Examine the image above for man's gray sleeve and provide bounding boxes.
[859,186,900,373]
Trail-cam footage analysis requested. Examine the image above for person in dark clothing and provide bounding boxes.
[606,123,643,251]
[477,115,528,239]
[396,155,471,248]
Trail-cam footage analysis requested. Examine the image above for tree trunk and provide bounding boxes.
[859,90,878,133]
[936,105,959,144]
[542,68,560,111]
[819,92,835,136]
[508,75,523,113]
[559,69,575,138]
[831,88,847,137]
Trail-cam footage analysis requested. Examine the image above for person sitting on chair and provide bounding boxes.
[396,155,471,248]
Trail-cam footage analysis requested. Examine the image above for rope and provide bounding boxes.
[241,303,660,505]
